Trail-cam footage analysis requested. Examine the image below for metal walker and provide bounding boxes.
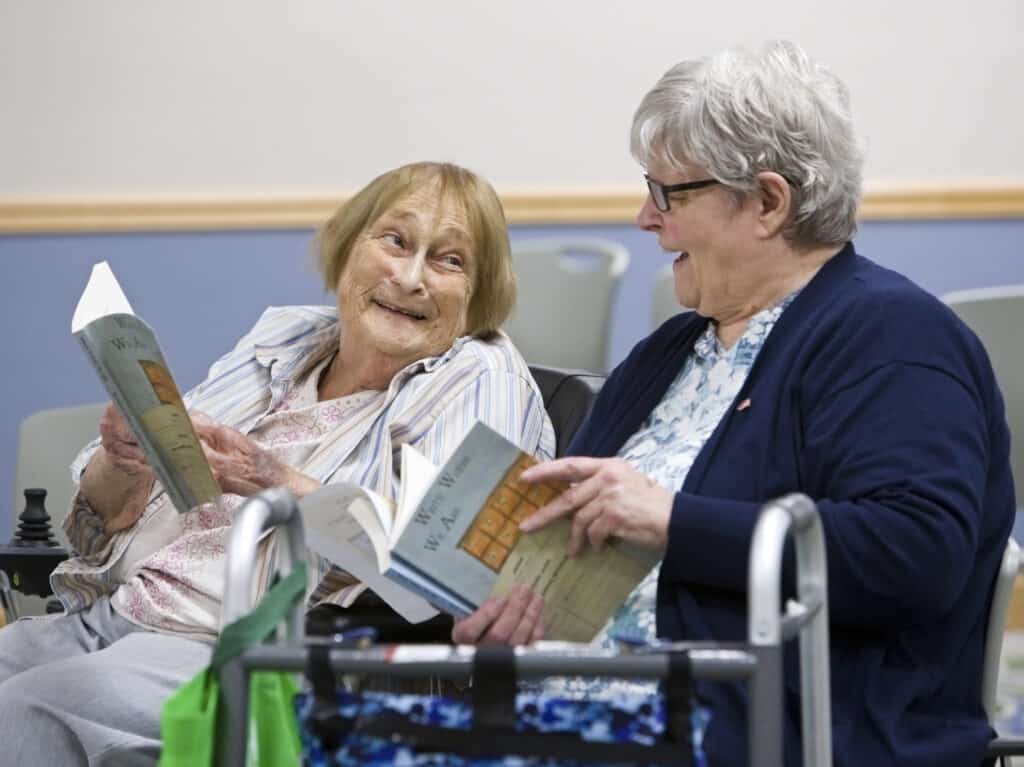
[216,488,833,767]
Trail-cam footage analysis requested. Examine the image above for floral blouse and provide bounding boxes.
[543,292,798,699]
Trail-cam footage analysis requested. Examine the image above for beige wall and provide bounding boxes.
[2,0,1021,199]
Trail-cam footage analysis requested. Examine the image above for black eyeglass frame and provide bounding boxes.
[643,174,720,212]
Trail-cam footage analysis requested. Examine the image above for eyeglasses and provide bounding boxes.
[644,174,719,212]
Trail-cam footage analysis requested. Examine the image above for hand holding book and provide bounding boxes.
[73,262,221,515]
[518,457,674,556]
[301,421,660,642]
[455,455,671,645]
[73,262,322,520]
[98,403,153,478]
[451,582,546,645]
[81,403,157,534]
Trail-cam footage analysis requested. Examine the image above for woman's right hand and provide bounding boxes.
[80,404,155,534]
[451,584,545,646]
[98,403,152,477]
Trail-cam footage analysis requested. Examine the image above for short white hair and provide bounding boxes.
[631,40,864,247]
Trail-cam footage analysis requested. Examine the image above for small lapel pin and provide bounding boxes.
[737,398,752,411]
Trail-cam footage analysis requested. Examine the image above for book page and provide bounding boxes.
[138,403,221,506]
[392,443,439,548]
[300,482,439,624]
[490,517,659,642]
[450,445,657,642]
[71,261,134,331]
[72,261,220,513]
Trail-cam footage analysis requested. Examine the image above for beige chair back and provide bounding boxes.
[13,402,106,548]
[653,263,682,329]
[503,238,629,373]
[943,286,1024,508]
[10,402,105,615]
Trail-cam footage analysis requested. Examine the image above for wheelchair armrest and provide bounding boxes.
[0,546,68,598]
[987,735,1024,758]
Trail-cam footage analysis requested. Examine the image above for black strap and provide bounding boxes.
[470,645,517,731]
[307,643,337,705]
[304,643,348,761]
[664,649,695,748]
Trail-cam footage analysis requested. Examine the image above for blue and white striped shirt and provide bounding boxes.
[54,305,555,639]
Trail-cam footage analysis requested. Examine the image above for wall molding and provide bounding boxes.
[1008,576,1024,631]
[2,185,1023,234]
[858,186,1024,220]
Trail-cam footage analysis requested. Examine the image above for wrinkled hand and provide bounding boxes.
[191,413,292,497]
[84,403,155,533]
[451,584,545,645]
[519,457,672,557]
[99,403,152,477]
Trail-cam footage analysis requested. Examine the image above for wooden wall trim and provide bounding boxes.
[2,186,1023,234]
[858,187,1024,220]
[1007,575,1024,632]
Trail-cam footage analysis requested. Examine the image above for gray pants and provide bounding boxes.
[0,598,211,766]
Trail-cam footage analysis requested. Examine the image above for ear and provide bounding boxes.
[753,171,793,239]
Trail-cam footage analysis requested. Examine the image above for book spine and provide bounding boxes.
[385,559,475,618]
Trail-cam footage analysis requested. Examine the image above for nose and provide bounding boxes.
[394,251,427,293]
[636,194,661,232]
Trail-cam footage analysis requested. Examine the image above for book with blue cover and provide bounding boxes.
[300,421,657,641]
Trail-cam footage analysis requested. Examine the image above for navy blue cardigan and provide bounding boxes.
[568,244,1014,767]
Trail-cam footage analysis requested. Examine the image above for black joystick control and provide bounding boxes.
[0,489,70,598]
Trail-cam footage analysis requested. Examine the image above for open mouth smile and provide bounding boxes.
[372,298,428,321]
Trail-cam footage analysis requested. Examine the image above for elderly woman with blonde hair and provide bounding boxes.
[456,42,1014,767]
[0,161,555,765]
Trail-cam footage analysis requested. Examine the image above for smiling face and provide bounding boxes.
[335,183,475,370]
[636,158,765,320]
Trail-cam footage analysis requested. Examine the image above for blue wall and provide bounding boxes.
[3,219,1023,537]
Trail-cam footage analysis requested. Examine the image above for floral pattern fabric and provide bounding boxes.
[296,688,710,767]
[540,293,798,700]
[111,356,376,638]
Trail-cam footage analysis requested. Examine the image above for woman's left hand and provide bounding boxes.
[451,584,545,646]
[519,457,673,557]
[191,413,320,498]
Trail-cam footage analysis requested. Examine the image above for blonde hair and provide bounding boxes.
[316,161,515,337]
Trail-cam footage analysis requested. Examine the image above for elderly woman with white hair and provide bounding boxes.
[455,42,1014,767]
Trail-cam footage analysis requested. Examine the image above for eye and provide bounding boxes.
[437,253,465,271]
[382,232,406,249]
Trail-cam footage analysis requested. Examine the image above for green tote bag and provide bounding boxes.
[159,564,306,767]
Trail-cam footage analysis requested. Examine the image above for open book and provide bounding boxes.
[72,262,220,514]
[301,421,659,642]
